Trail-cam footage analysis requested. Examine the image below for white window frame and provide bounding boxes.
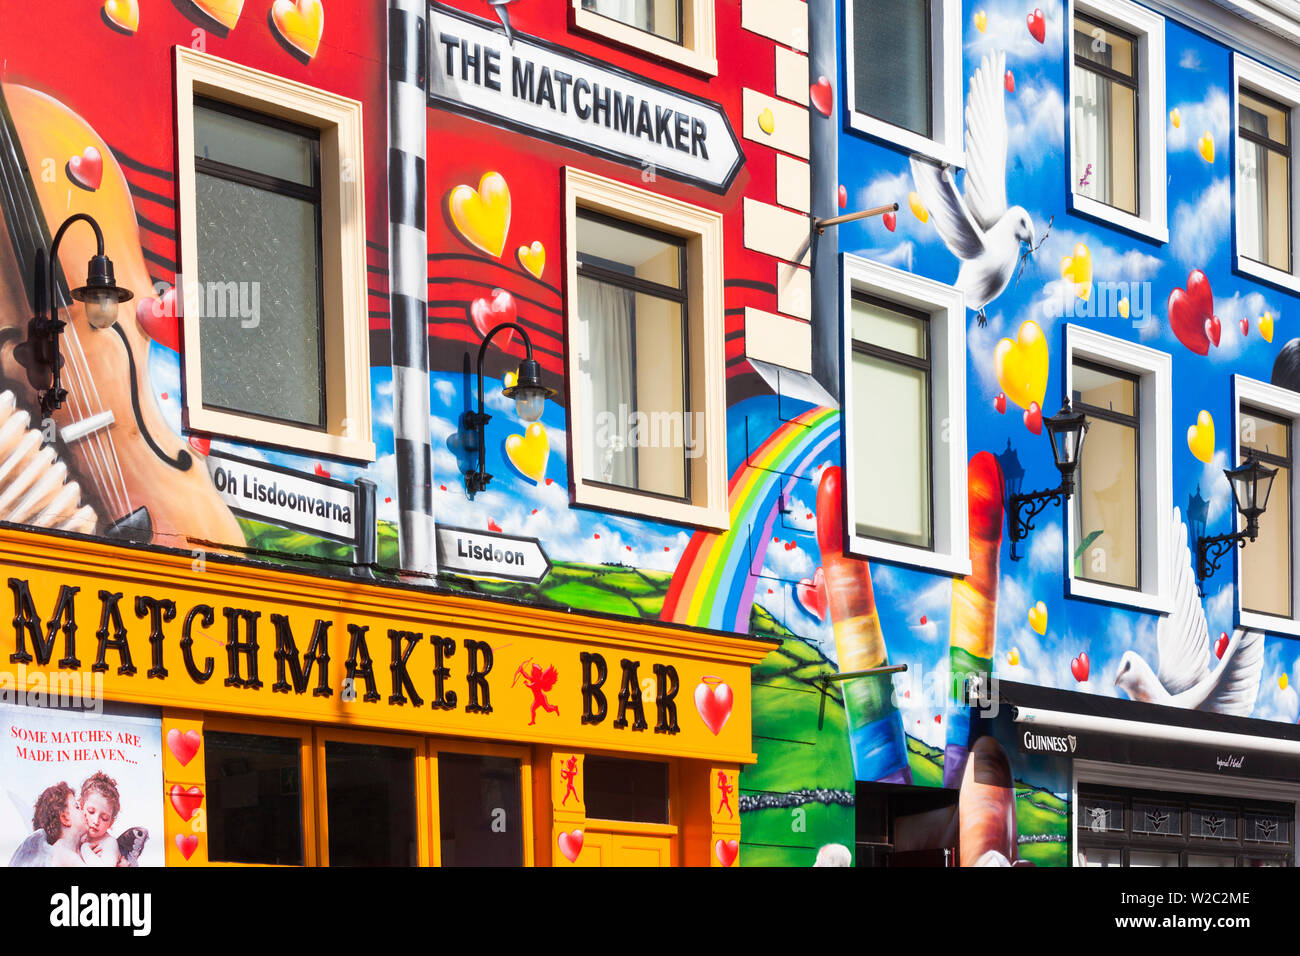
[1066,0,1168,242]
[1232,54,1300,295]
[563,167,728,531]
[174,48,374,462]
[1064,325,1172,613]
[844,0,965,168]
[571,0,717,77]
[1233,375,1300,636]
[841,253,969,577]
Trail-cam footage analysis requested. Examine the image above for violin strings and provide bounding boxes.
[64,318,132,515]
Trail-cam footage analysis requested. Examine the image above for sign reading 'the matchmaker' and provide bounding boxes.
[426,3,744,192]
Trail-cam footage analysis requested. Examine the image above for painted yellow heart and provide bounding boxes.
[448,172,512,258]
[1187,410,1215,463]
[975,10,987,32]
[103,0,139,32]
[993,319,1048,412]
[1169,107,1181,129]
[517,241,546,279]
[272,0,324,59]
[757,108,775,135]
[1260,312,1274,343]
[1060,242,1092,301]
[505,422,549,484]
[1281,673,1290,691]
[1028,602,1047,635]
[1118,298,1130,319]
[192,0,244,30]
[908,191,929,223]
[1007,647,1020,666]
[1198,131,1215,164]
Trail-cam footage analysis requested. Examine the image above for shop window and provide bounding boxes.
[1067,0,1167,242]
[322,740,418,867]
[564,167,728,530]
[846,0,964,166]
[1234,377,1300,634]
[1065,325,1173,614]
[436,752,524,867]
[583,756,669,824]
[205,730,307,866]
[174,48,373,461]
[842,255,969,577]
[572,0,717,76]
[1233,54,1300,294]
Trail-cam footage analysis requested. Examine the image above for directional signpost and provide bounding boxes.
[436,525,552,583]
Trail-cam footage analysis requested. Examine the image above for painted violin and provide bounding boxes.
[0,81,244,548]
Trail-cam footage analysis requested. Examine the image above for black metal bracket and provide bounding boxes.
[815,664,908,731]
[1007,480,1069,561]
[1196,530,1249,598]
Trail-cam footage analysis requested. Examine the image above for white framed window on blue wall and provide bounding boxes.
[844,0,965,167]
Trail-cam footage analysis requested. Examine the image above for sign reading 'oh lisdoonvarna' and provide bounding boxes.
[426,3,744,192]
[206,452,358,543]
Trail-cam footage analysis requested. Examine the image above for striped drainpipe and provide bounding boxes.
[387,0,436,573]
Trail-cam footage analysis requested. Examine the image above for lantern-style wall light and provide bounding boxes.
[1195,455,1277,596]
[1006,398,1090,561]
[463,322,555,497]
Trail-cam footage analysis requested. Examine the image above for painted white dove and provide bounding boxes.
[909,50,1037,326]
[1114,506,1264,715]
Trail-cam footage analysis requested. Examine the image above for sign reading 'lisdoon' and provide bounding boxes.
[426,3,744,192]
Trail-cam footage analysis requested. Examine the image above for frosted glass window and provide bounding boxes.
[1240,407,1291,618]
[581,0,682,43]
[1073,361,1140,589]
[853,0,932,138]
[193,101,324,429]
[1238,89,1291,272]
[576,213,688,500]
[851,295,931,549]
[1073,15,1139,215]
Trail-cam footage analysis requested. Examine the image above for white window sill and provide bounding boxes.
[573,479,729,533]
[1069,192,1169,244]
[846,111,965,169]
[1067,575,1172,615]
[1234,253,1300,295]
[571,7,717,77]
[847,533,972,578]
[1239,607,1300,637]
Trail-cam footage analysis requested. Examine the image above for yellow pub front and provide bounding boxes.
[0,525,771,868]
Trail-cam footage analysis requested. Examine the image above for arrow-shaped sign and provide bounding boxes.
[436,525,552,583]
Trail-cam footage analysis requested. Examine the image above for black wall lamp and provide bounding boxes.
[1006,398,1089,561]
[18,213,132,416]
[1195,455,1277,597]
[463,321,554,498]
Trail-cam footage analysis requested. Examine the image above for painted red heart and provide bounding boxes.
[1023,401,1042,435]
[920,615,927,625]
[714,839,739,867]
[174,833,199,861]
[488,518,502,532]
[795,567,828,622]
[1205,315,1221,347]
[1168,269,1218,355]
[1070,652,1089,683]
[1215,632,1229,659]
[837,185,848,209]
[994,392,1007,414]
[188,436,211,456]
[314,463,330,478]
[695,677,734,735]
[136,287,179,351]
[167,728,201,766]
[1005,70,1015,93]
[934,714,942,723]
[67,146,103,191]
[1027,8,1046,43]
[809,76,833,117]
[557,829,584,862]
[470,288,518,351]
[1240,318,1250,337]
[882,211,897,232]
[593,532,600,539]
[169,784,203,822]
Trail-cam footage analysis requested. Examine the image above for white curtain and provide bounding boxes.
[578,276,637,488]
[1073,68,1112,205]
[1238,139,1266,262]
[586,0,652,31]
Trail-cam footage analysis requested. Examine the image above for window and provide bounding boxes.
[175,49,373,461]
[584,756,670,824]
[1233,55,1300,294]
[564,167,727,530]
[850,295,933,550]
[1064,326,1172,613]
[846,0,964,165]
[436,752,525,867]
[1071,359,1141,590]
[1067,0,1167,241]
[320,737,419,867]
[1234,376,1300,635]
[204,729,308,866]
[572,0,717,76]
[841,254,968,576]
